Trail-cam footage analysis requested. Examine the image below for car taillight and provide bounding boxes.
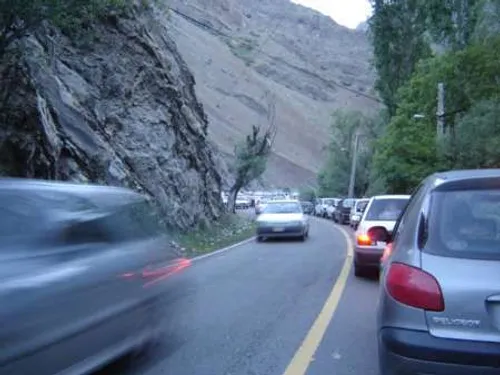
[386,262,444,312]
[356,233,373,246]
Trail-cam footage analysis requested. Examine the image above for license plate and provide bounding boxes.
[272,227,285,232]
[377,241,386,247]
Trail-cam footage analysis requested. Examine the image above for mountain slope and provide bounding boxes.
[165,0,379,188]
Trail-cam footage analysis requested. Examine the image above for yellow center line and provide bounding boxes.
[282,225,354,375]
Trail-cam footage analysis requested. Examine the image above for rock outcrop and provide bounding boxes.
[0,6,224,230]
[165,0,379,187]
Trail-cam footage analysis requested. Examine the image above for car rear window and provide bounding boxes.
[342,199,355,208]
[364,198,408,221]
[425,190,500,260]
[263,202,302,214]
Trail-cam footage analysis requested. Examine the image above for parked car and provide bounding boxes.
[235,196,251,209]
[325,198,341,219]
[314,198,335,217]
[300,201,314,215]
[0,178,191,375]
[349,198,369,229]
[353,194,410,276]
[256,200,309,242]
[334,198,356,224]
[376,169,500,375]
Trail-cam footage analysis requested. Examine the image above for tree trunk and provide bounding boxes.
[227,187,240,214]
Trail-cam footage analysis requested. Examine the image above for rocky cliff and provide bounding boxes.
[0,5,224,230]
[165,0,379,188]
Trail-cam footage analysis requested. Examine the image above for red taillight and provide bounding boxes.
[386,262,444,312]
[357,233,373,246]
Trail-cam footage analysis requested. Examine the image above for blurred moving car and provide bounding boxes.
[353,194,410,276]
[334,198,356,224]
[349,198,369,229]
[300,201,314,215]
[377,169,500,375]
[256,200,309,241]
[0,179,190,375]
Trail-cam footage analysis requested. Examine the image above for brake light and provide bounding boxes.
[386,262,444,312]
[357,233,373,246]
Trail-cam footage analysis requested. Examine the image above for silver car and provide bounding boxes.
[354,195,410,277]
[0,179,190,375]
[256,200,309,241]
[376,169,500,374]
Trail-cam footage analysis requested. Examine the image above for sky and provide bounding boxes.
[291,0,373,29]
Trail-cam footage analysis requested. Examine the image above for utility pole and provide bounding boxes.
[347,131,360,198]
[437,82,445,140]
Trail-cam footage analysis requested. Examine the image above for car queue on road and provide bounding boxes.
[310,169,500,375]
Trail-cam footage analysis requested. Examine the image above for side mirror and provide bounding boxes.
[367,226,391,243]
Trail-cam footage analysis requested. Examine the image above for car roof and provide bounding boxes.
[266,199,300,204]
[371,194,411,200]
[433,168,500,181]
[0,178,144,207]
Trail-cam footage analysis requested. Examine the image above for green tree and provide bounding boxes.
[372,36,500,193]
[0,0,131,58]
[227,125,275,213]
[369,0,432,116]
[318,109,383,197]
[448,99,500,168]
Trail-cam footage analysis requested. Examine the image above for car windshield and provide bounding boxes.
[426,189,500,260]
[263,202,302,214]
[365,198,408,221]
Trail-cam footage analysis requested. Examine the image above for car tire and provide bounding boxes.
[299,234,306,241]
[256,236,264,242]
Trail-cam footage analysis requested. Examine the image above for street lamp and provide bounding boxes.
[347,130,366,198]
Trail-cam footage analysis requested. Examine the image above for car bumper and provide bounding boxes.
[257,225,306,238]
[379,327,500,375]
[354,246,383,267]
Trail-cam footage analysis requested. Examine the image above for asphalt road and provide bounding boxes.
[98,217,380,375]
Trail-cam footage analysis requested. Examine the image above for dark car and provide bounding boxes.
[0,178,190,375]
[300,201,314,215]
[334,198,356,224]
[376,169,500,375]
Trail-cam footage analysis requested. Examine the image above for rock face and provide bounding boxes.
[165,0,379,187]
[0,6,224,230]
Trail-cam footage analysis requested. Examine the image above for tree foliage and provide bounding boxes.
[318,109,385,197]
[227,124,275,213]
[0,0,132,57]
[369,0,432,116]
[372,36,500,193]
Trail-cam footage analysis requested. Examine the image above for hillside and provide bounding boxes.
[166,0,379,188]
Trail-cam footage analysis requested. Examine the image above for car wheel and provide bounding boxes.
[256,236,264,242]
[299,233,306,241]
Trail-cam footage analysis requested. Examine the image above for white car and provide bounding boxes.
[256,200,309,242]
[349,198,369,229]
[354,195,410,277]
